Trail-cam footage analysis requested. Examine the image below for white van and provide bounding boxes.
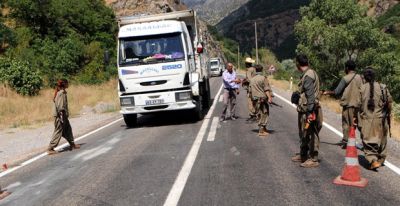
[209,58,224,76]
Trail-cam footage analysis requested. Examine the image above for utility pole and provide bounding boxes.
[237,45,240,70]
[255,21,259,64]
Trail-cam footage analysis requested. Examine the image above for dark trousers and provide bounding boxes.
[298,106,323,160]
[221,89,237,118]
[48,116,75,150]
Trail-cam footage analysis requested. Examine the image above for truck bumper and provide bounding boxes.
[120,90,196,114]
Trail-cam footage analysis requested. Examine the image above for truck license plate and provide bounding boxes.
[145,99,164,105]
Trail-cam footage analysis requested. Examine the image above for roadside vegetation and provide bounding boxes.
[0,79,119,130]
[0,0,117,96]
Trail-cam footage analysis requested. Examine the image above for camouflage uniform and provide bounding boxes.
[48,90,76,150]
[244,66,256,118]
[358,82,392,165]
[250,73,272,131]
[297,68,323,162]
[333,72,363,143]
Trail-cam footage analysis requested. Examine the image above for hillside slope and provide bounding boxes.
[182,0,249,25]
[106,0,186,17]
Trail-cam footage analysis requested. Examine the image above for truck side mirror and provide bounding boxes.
[196,43,204,54]
[104,50,110,65]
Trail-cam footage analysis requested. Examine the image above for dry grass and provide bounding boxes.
[270,77,400,141]
[0,79,119,130]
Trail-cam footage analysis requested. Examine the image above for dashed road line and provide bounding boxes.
[207,117,220,142]
[273,92,400,176]
[163,84,223,206]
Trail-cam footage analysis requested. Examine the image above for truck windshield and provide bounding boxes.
[119,32,184,66]
[210,61,219,67]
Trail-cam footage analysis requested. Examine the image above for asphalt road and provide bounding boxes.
[1,76,400,206]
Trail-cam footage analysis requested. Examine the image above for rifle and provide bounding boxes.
[269,101,283,108]
[381,85,392,138]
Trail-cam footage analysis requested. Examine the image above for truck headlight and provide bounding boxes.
[175,91,192,102]
[120,97,135,106]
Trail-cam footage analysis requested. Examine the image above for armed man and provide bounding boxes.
[242,57,257,122]
[291,54,323,168]
[249,64,273,136]
[323,60,363,148]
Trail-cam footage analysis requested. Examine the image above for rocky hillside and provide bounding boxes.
[105,0,187,17]
[213,0,399,59]
[359,0,399,16]
[182,0,249,25]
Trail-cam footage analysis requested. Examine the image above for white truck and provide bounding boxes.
[209,57,224,76]
[117,10,211,127]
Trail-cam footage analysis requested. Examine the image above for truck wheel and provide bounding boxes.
[123,114,137,128]
[193,96,204,121]
[202,79,211,108]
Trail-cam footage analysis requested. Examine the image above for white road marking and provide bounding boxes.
[82,147,112,161]
[4,182,21,190]
[0,118,123,178]
[219,95,223,102]
[207,117,220,142]
[163,84,224,206]
[273,92,400,176]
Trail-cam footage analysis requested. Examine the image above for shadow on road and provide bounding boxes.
[125,99,214,129]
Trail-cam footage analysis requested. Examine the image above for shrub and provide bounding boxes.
[0,57,43,96]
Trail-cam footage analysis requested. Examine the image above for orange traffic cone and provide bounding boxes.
[333,126,368,188]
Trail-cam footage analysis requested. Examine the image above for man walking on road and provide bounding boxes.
[250,65,273,136]
[323,60,363,148]
[47,79,81,155]
[291,54,323,168]
[221,63,241,121]
[242,57,257,122]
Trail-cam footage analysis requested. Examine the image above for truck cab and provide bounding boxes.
[117,10,211,127]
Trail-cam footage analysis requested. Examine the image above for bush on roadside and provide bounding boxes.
[0,57,43,96]
[393,102,400,121]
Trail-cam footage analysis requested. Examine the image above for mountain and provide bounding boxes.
[105,0,187,17]
[215,0,309,59]
[214,0,399,59]
[182,0,250,25]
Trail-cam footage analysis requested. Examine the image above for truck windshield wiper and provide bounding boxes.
[120,59,148,66]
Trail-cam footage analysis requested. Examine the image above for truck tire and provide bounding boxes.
[193,96,204,121]
[123,114,137,128]
[202,79,211,109]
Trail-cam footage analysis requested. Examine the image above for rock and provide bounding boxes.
[94,102,117,113]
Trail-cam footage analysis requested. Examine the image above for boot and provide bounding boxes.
[0,190,11,200]
[370,160,381,170]
[300,159,319,168]
[47,149,59,155]
[69,144,81,151]
[258,127,269,137]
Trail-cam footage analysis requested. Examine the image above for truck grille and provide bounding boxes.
[144,105,169,110]
[140,80,167,86]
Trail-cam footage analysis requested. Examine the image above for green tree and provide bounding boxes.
[0,0,15,52]
[295,0,400,99]
[5,0,117,88]
[0,57,43,96]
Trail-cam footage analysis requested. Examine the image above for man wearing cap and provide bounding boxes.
[242,57,257,122]
[221,63,241,121]
[250,64,273,136]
